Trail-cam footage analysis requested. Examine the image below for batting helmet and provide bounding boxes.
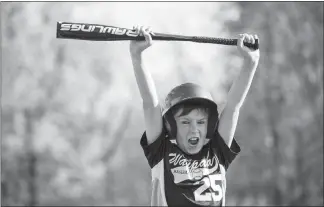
[163,83,219,139]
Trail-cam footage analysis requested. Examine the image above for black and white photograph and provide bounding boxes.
[1,1,323,206]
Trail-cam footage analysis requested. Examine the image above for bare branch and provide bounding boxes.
[100,107,134,164]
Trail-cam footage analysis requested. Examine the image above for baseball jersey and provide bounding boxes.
[140,127,241,206]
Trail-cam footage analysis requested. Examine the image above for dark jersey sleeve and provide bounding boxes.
[140,127,167,169]
[211,130,241,171]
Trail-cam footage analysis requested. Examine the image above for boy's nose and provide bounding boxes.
[190,122,198,131]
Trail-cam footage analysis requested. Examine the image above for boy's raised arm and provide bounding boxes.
[130,26,163,145]
[218,34,260,147]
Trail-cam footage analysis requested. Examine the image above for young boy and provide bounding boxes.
[129,26,260,206]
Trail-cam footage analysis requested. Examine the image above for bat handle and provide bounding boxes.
[193,36,259,50]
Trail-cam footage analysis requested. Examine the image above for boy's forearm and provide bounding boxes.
[131,52,159,106]
[238,59,258,103]
[227,59,258,109]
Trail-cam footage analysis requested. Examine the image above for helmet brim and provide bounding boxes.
[162,97,218,116]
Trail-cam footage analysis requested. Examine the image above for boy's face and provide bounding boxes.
[174,108,208,155]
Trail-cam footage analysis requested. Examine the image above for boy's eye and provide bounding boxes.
[198,120,206,124]
[181,121,190,124]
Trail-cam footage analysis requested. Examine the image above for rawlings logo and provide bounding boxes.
[59,23,139,37]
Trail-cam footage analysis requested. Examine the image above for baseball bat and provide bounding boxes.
[56,22,259,50]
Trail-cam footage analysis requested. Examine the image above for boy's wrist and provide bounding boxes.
[243,56,259,67]
[130,51,143,60]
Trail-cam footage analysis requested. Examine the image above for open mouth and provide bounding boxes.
[188,137,199,146]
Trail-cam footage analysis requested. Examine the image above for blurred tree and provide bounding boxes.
[1,2,132,205]
[1,2,68,205]
[2,1,322,206]
[227,2,323,205]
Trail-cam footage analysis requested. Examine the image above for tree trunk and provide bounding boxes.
[24,109,38,206]
[270,123,282,205]
[264,11,283,206]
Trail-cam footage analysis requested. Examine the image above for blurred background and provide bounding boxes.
[1,2,323,206]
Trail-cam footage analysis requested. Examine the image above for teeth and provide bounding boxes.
[189,137,199,141]
[188,137,199,145]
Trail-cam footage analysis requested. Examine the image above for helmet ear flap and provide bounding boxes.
[206,106,219,138]
[164,112,177,138]
[164,118,171,133]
